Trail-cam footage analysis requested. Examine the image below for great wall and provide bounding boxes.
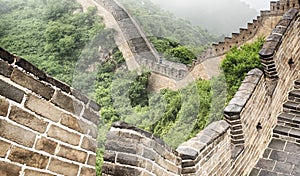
[0,0,299,176]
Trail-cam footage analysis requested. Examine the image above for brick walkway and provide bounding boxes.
[250,79,300,176]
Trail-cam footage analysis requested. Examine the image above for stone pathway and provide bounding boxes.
[250,79,300,176]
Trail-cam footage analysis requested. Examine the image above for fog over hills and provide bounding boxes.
[150,0,268,35]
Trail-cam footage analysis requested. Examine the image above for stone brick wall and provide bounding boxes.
[196,0,299,63]
[102,8,300,176]
[0,48,100,176]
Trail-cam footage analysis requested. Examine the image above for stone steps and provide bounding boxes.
[295,79,300,89]
[273,124,300,142]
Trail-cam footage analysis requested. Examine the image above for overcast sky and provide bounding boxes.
[240,0,270,10]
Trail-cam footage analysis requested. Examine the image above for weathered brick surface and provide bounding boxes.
[0,140,10,157]
[83,107,100,124]
[0,79,24,103]
[25,94,63,122]
[46,76,71,93]
[0,96,9,117]
[11,68,54,100]
[57,144,87,163]
[47,125,81,146]
[48,158,79,176]
[8,146,49,169]
[87,154,96,166]
[60,113,85,134]
[80,167,96,176]
[15,57,46,80]
[9,106,49,133]
[0,161,22,176]
[0,59,13,77]
[51,90,83,115]
[81,136,97,152]
[24,169,55,176]
[35,137,58,155]
[0,119,36,147]
[0,47,15,63]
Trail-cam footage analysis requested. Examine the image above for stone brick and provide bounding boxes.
[71,88,89,104]
[287,154,300,165]
[176,147,198,160]
[0,59,13,77]
[48,158,79,176]
[0,79,24,103]
[83,107,100,124]
[9,106,49,133]
[274,162,293,174]
[8,146,49,169]
[0,161,22,176]
[0,96,9,117]
[88,100,101,112]
[142,148,157,161]
[87,154,96,167]
[268,138,286,150]
[24,169,55,176]
[259,170,277,176]
[47,125,81,146]
[0,140,10,158]
[80,167,96,176]
[103,150,116,163]
[57,144,87,163]
[105,140,137,154]
[0,119,36,147]
[81,136,97,152]
[269,150,287,162]
[15,57,46,80]
[60,113,86,134]
[117,153,140,166]
[35,137,58,155]
[292,165,300,175]
[284,142,300,153]
[0,47,15,63]
[51,90,83,115]
[45,76,71,93]
[11,69,54,100]
[25,94,63,122]
[256,158,275,170]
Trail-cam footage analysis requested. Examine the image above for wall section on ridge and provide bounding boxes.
[0,48,100,176]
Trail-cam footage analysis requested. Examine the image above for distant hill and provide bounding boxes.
[150,0,259,35]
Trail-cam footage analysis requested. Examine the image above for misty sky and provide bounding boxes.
[149,0,272,34]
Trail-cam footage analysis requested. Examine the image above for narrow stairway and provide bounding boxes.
[250,79,300,176]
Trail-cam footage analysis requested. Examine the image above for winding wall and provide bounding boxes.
[102,8,300,176]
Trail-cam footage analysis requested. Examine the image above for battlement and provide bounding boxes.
[0,48,100,175]
[196,0,299,64]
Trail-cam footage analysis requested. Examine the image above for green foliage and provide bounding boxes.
[0,0,105,84]
[129,72,151,107]
[221,37,264,100]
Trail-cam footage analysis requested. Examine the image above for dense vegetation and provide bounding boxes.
[0,0,106,84]
[0,0,265,175]
[221,37,264,100]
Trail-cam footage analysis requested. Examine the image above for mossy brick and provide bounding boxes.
[45,76,71,93]
[35,137,58,155]
[0,161,22,176]
[25,94,63,123]
[80,167,96,176]
[51,90,83,115]
[48,158,79,176]
[87,154,97,167]
[24,169,55,176]
[0,79,24,103]
[11,69,54,100]
[0,47,15,63]
[15,57,46,80]
[0,96,9,117]
[8,146,49,169]
[81,136,97,152]
[0,119,36,147]
[0,59,13,77]
[0,140,10,158]
[47,125,81,146]
[9,106,49,133]
[57,144,87,163]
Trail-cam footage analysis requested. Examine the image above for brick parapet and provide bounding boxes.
[0,48,100,175]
